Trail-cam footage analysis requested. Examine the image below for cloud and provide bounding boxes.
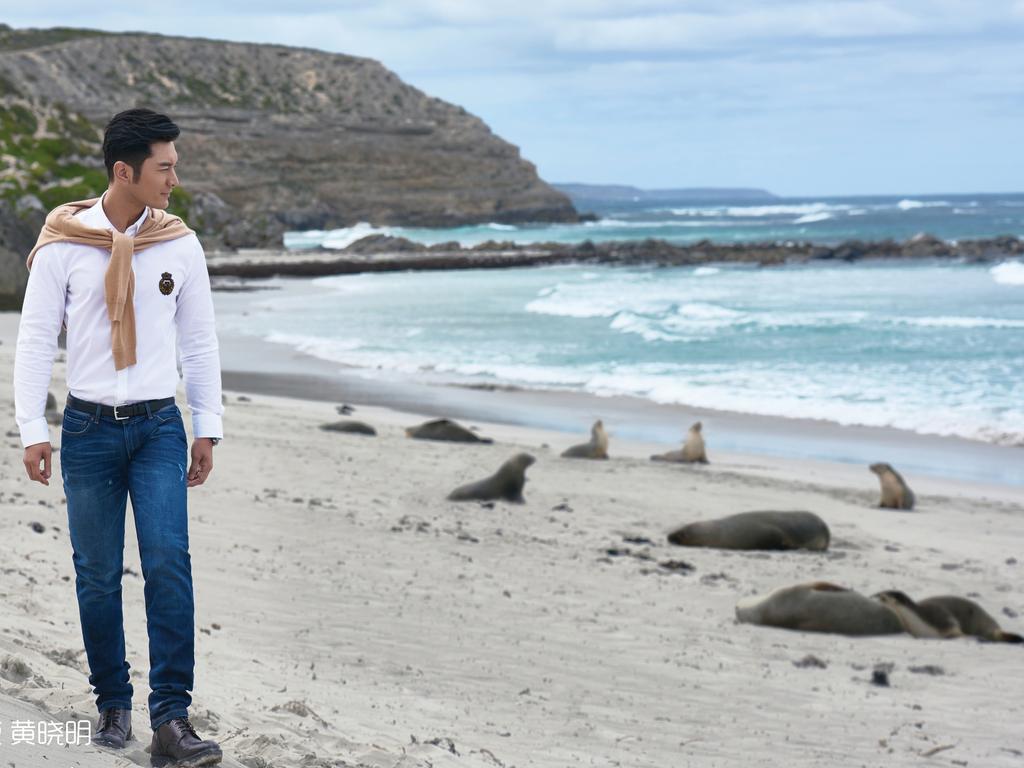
[552,3,925,53]
[7,3,1024,66]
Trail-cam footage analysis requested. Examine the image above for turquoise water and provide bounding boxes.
[283,193,1024,249]
[216,259,1024,447]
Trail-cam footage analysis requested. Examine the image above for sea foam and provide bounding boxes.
[894,315,1024,329]
[896,199,950,211]
[991,261,1024,286]
[664,203,852,217]
[320,222,395,249]
[794,212,834,224]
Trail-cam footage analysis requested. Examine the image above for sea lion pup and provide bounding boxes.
[869,462,916,510]
[918,596,1024,644]
[405,418,493,444]
[667,510,830,551]
[447,453,536,503]
[561,420,609,459]
[871,591,962,639]
[319,420,377,436]
[651,421,709,464]
[736,582,905,636]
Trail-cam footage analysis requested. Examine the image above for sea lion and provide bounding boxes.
[667,510,830,551]
[871,591,962,638]
[405,418,493,444]
[869,462,915,510]
[447,453,536,503]
[319,420,377,436]
[561,420,609,459]
[651,421,708,464]
[736,582,905,636]
[918,596,1024,644]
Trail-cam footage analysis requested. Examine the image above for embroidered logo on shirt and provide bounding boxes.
[159,272,174,295]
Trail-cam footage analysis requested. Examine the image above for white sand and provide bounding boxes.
[1,311,1023,767]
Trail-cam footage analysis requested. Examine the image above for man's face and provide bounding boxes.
[126,140,179,209]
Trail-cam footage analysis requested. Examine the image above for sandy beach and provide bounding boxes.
[2,310,1023,767]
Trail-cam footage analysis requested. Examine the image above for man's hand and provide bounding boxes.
[187,438,216,487]
[23,443,53,486]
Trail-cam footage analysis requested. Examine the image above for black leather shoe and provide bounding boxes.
[93,707,132,748]
[150,717,222,767]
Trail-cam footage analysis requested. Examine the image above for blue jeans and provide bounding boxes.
[59,400,194,730]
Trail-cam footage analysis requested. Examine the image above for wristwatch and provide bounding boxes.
[208,437,221,446]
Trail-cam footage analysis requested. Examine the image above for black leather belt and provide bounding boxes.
[66,394,176,421]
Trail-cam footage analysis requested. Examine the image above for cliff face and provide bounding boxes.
[0,25,578,256]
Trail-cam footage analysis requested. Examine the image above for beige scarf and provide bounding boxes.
[27,197,193,371]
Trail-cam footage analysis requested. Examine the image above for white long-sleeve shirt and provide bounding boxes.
[13,195,224,447]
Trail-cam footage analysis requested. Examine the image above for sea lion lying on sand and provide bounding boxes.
[319,420,377,436]
[874,592,1024,642]
[448,453,536,503]
[651,421,708,464]
[406,418,493,444]
[872,591,963,638]
[739,584,1024,642]
[869,462,915,510]
[918,595,1023,643]
[668,511,830,551]
[561,420,609,459]
[736,582,904,636]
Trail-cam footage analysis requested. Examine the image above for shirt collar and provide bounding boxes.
[76,192,149,237]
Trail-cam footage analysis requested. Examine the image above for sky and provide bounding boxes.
[5,1,1024,196]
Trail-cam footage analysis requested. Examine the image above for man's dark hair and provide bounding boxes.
[102,108,179,181]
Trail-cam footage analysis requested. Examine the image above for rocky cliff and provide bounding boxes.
[0,23,578,269]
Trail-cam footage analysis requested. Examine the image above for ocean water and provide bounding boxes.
[283,192,1024,250]
[216,259,1024,447]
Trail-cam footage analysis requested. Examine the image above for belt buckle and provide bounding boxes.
[113,404,130,421]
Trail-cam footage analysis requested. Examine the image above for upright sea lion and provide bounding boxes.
[561,420,609,459]
[667,510,830,551]
[319,420,377,436]
[651,421,708,464]
[736,582,905,636]
[918,596,1024,644]
[406,418,493,444]
[869,462,915,510]
[447,453,536,503]
[871,591,962,638]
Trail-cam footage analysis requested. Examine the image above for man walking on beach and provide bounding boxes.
[14,109,224,766]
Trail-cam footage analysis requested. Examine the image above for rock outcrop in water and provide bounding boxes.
[203,234,1024,280]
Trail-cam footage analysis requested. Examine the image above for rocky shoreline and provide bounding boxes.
[206,232,1024,279]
